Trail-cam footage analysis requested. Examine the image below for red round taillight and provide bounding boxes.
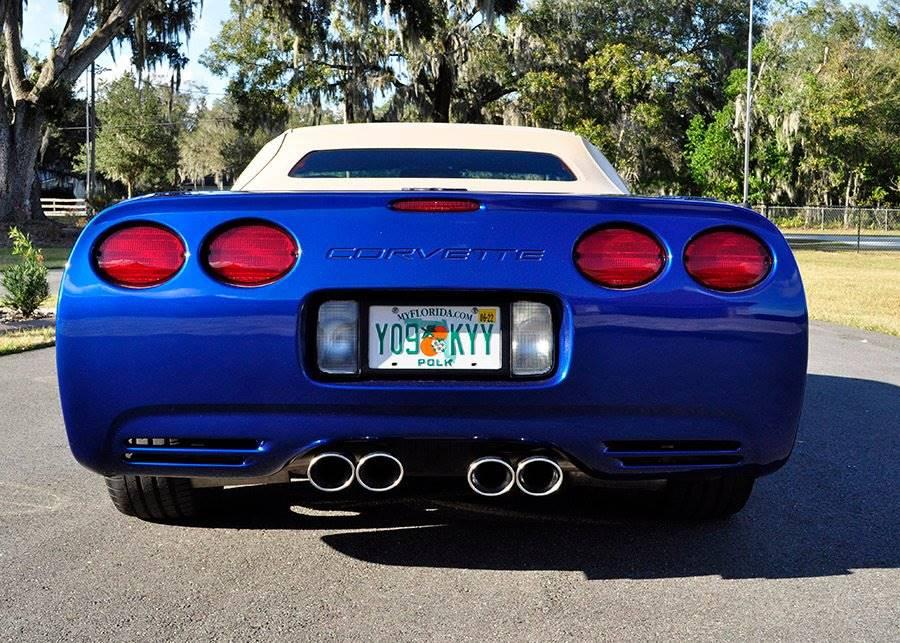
[204,222,297,286]
[574,226,666,288]
[684,229,772,292]
[95,224,185,288]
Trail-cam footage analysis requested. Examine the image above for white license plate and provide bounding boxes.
[368,305,502,370]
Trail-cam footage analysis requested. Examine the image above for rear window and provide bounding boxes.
[288,148,576,181]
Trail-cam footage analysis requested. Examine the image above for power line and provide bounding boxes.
[55,118,237,132]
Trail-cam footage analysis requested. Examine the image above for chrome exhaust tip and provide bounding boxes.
[355,452,404,492]
[467,457,516,497]
[307,452,355,492]
[515,456,564,496]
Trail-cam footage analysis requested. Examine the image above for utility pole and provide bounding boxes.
[88,62,96,214]
[742,0,754,207]
[84,66,91,206]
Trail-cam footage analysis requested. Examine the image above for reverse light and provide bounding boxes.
[574,226,665,288]
[317,301,359,374]
[205,222,297,286]
[390,198,481,212]
[684,229,772,292]
[511,301,554,376]
[94,224,185,288]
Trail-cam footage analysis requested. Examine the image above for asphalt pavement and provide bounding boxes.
[0,322,898,641]
[48,269,63,298]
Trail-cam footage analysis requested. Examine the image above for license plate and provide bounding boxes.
[368,305,502,370]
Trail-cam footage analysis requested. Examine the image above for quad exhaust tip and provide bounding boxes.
[307,452,355,492]
[308,451,561,496]
[467,457,516,497]
[355,452,404,492]
[515,456,564,496]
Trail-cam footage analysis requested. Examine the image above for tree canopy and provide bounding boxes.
[85,73,179,197]
[178,98,270,189]
[10,0,900,207]
[94,0,900,206]
[688,1,900,206]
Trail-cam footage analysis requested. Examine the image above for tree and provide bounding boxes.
[204,1,521,126]
[87,73,178,197]
[179,100,226,188]
[204,1,402,126]
[154,0,900,205]
[510,0,762,193]
[179,98,266,189]
[1,0,197,222]
[686,1,900,206]
[684,70,746,202]
[581,43,703,189]
[201,2,335,131]
[749,1,900,206]
[381,0,520,122]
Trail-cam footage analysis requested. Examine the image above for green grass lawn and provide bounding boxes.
[794,250,900,336]
[0,326,56,356]
[0,246,70,269]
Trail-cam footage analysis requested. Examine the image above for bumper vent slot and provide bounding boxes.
[123,438,262,467]
[605,440,743,468]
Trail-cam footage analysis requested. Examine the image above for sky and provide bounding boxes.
[20,0,887,103]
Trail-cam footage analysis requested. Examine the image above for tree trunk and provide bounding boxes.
[29,165,43,218]
[431,55,454,123]
[0,101,47,223]
[342,75,355,124]
[365,85,375,123]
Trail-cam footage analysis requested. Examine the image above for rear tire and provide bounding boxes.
[105,475,199,522]
[660,475,754,520]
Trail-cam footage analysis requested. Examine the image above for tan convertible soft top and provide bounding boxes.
[233,123,629,195]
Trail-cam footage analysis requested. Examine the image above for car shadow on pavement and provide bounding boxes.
[196,374,900,580]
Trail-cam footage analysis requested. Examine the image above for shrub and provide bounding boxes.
[770,214,806,229]
[1,227,50,317]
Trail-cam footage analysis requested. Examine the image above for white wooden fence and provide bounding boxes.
[40,197,88,218]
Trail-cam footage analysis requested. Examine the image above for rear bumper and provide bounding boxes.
[102,402,796,480]
[59,288,807,480]
[59,291,806,480]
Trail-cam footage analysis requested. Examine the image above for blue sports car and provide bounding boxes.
[57,123,807,521]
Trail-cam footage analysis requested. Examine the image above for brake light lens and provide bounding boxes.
[574,226,666,288]
[95,224,185,288]
[684,229,772,292]
[390,198,480,212]
[205,222,298,286]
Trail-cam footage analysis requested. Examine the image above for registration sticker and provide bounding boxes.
[368,305,502,370]
[477,308,497,324]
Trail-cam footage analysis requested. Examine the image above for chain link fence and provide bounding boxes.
[756,206,900,252]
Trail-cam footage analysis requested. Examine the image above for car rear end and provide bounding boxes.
[57,191,807,520]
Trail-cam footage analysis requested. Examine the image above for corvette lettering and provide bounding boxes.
[326,247,545,261]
